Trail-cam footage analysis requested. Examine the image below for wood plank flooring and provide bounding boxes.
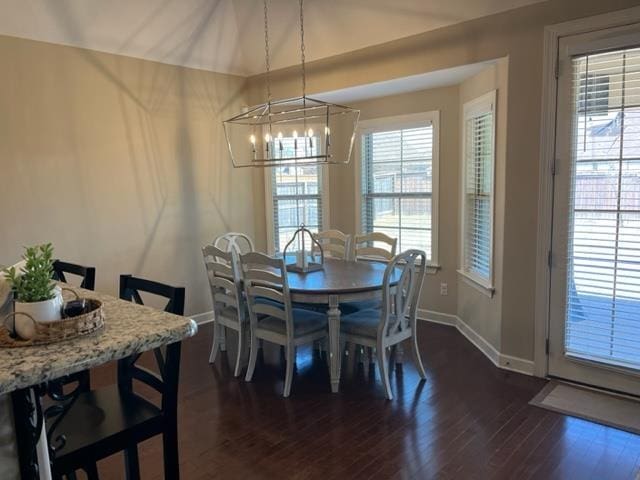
[90,321,640,479]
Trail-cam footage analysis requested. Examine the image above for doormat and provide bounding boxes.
[530,381,640,435]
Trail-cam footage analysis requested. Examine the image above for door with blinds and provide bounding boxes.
[549,26,640,395]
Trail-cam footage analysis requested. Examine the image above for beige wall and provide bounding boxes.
[326,86,460,315]
[0,35,262,316]
[458,58,509,350]
[248,0,640,362]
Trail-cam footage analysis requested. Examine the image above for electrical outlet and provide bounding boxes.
[440,282,448,296]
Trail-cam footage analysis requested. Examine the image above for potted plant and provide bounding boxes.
[3,243,62,338]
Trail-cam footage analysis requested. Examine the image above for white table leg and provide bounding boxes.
[328,295,341,393]
[36,422,52,480]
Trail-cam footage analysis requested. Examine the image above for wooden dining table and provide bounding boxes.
[0,285,197,480]
[284,257,398,393]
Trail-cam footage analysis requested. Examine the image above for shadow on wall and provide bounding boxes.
[2,1,249,313]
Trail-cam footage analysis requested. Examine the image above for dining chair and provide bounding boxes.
[52,260,96,290]
[50,275,185,480]
[352,232,398,262]
[49,260,97,395]
[203,245,248,377]
[241,252,328,397]
[312,230,352,260]
[213,233,255,349]
[214,232,255,260]
[340,250,427,400]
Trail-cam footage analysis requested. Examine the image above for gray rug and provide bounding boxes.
[530,381,640,435]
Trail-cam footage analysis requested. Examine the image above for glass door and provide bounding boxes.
[549,26,640,395]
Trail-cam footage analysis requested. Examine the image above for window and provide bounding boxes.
[358,112,439,264]
[460,91,496,291]
[578,73,610,115]
[266,137,327,253]
[565,46,640,368]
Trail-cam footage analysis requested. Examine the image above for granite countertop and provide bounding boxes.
[0,285,198,395]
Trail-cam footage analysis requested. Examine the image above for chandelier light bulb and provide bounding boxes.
[265,133,271,155]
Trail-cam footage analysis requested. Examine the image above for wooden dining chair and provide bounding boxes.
[352,232,398,262]
[203,245,248,377]
[49,260,97,395]
[241,252,328,397]
[50,275,185,480]
[52,260,96,290]
[340,250,427,400]
[214,232,255,262]
[312,230,352,260]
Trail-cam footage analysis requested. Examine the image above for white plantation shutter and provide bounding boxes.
[565,46,640,369]
[271,137,324,252]
[360,113,438,262]
[461,93,495,287]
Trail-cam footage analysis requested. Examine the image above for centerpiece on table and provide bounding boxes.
[1,243,104,345]
[283,225,324,273]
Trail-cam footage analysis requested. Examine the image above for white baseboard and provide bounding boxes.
[191,310,215,325]
[418,309,535,376]
[191,307,535,376]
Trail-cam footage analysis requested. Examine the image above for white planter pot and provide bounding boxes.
[12,287,63,339]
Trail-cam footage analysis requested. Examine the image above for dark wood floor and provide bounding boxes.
[89,321,640,479]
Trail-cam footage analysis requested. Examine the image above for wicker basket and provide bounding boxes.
[0,291,104,347]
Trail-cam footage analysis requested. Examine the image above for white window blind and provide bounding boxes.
[270,137,323,252]
[360,115,438,261]
[565,46,640,369]
[461,93,495,287]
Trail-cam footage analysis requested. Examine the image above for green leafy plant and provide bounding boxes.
[3,243,56,303]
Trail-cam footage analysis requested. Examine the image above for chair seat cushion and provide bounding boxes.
[340,308,382,338]
[340,299,382,316]
[52,385,162,467]
[257,308,327,336]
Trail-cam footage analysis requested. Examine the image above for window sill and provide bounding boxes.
[457,270,495,298]
[425,264,441,275]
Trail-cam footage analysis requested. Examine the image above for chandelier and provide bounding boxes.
[223,0,360,168]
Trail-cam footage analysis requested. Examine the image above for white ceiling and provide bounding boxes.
[0,0,544,76]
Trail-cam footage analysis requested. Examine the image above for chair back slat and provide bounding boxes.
[52,260,96,290]
[117,275,185,414]
[379,250,426,339]
[252,302,287,321]
[213,292,237,307]
[353,232,397,262]
[242,251,284,269]
[203,245,244,316]
[214,232,255,256]
[240,252,294,338]
[119,275,185,314]
[211,276,237,295]
[244,269,284,285]
[213,232,255,274]
[209,261,234,279]
[313,230,352,260]
[130,365,165,394]
[248,285,285,304]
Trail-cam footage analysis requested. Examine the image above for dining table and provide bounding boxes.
[283,257,398,393]
[0,284,197,480]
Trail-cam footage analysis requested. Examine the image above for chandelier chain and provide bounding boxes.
[299,0,306,98]
[263,0,271,102]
